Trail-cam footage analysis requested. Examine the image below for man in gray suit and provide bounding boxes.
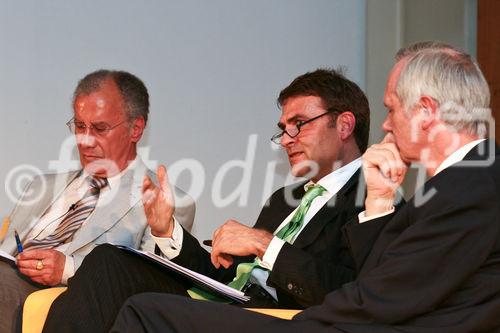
[0,70,195,333]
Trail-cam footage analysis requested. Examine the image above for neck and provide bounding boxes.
[311,151,361,183]
[422,131,479,176]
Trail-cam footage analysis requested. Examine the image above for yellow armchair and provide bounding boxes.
[22,287,67,333]
[22,287,300,333]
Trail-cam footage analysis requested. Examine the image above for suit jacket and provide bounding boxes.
[0,159,195,273]
[171,169,366,309]
[297,141,500,333]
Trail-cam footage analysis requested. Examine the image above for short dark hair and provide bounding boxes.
[278,68,370,152]
[73,69,150,124]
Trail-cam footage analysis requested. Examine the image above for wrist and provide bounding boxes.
[151,217,175,238]
[255,231,273,259]
[365,195,395,217]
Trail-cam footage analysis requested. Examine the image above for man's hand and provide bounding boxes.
[142,165,175,238]
[362,133,408,217]
[210,220,273,269]
[16,249,65,286]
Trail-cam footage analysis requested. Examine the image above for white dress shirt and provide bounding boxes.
[154,157,362,300]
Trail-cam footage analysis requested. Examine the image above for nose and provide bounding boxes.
[280,131,295,147]
[382,116,392,133]
[76,130,97,148]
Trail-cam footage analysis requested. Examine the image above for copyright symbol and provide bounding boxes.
[4,165,45,206]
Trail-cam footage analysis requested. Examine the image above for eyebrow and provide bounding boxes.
[277,114,302,129]
[74,119,111,126]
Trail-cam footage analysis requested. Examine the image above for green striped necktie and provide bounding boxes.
[188,184,326,301]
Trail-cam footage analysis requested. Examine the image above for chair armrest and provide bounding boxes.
[245,308,301,320]
[21,287,300,333]
[22,287,67,333]
[0,217,10,242]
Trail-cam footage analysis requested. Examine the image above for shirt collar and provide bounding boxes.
[304,157,362,195]
[81,155,140,190]
[434,139,485,176]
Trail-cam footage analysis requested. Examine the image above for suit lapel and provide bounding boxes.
[267,184,306,233]
[21,172,81,240]
[293,170,360,249]
[66,160,146,254]
[2,171,80,253]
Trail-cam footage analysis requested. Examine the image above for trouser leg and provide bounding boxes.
[43,244,190,333]
[111,293,333,333]
[0,260,42,333]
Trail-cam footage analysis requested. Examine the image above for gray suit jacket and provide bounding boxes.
[0,158,195,273]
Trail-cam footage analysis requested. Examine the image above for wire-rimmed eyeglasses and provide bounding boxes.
[66,118,127,136]
[270,110,336,144]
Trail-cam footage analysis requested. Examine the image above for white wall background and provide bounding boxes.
[0,0,366,240]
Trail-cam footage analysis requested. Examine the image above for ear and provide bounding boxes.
[417,96,438,130]
[130,117,145,143]
[336,111,356,141]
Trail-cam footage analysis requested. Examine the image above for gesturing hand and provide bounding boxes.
[17,249,66,286]
[210,220,273,269]
[142,165,176,238]
[362,133,408,216]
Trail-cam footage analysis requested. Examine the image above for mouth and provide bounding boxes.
[82,154,103,160]
[287,151,304,161]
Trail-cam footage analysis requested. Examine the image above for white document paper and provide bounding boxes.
[116,245,250,303]
[0,249,16,262]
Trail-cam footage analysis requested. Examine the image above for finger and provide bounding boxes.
[157,165,168,192]
[158,166,175,206]
[17,257,54,271]
[30,276,48,285]
[381,133,396,144]
[16,258,38,269]
[376,147,406,182]
[18,266,46,277]
[218,254,234,269]
[17,249,47,260]
[142,188,157,207]
[212,227,222,244]
[142,175,153,192]
[365,146,405,182]
[210,249,221,268]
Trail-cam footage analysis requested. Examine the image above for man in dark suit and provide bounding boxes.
[43,68,372,332]
[108,42,500,333]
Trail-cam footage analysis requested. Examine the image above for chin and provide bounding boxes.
[82,160,120,178]
[290,156,320,177]
[290,164,318,179]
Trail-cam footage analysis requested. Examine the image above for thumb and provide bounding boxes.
[157,165,170,192]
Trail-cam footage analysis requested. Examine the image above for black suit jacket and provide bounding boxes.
[171,170,366,308]
[297,141,500,333]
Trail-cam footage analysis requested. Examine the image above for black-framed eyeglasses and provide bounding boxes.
[66,118,127,136]
[270,110,337,144]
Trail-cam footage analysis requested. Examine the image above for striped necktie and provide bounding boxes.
[23,176,108,250]
[188,184,326,301]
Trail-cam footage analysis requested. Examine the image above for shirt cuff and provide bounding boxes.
[260,236,286,271]
[61,255,75,285]
[358,207,395,223]
[151,217,184,259]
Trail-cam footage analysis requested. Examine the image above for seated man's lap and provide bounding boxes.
[0,260,44,333]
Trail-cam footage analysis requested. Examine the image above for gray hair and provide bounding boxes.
[73,69,149,124]
[395,41,491,137]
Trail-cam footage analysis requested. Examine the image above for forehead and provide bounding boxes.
[74,80,125,121]
[279,95,325,123]
[384,60,405,107]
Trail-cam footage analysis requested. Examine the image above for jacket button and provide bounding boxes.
[287,283,293,290]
